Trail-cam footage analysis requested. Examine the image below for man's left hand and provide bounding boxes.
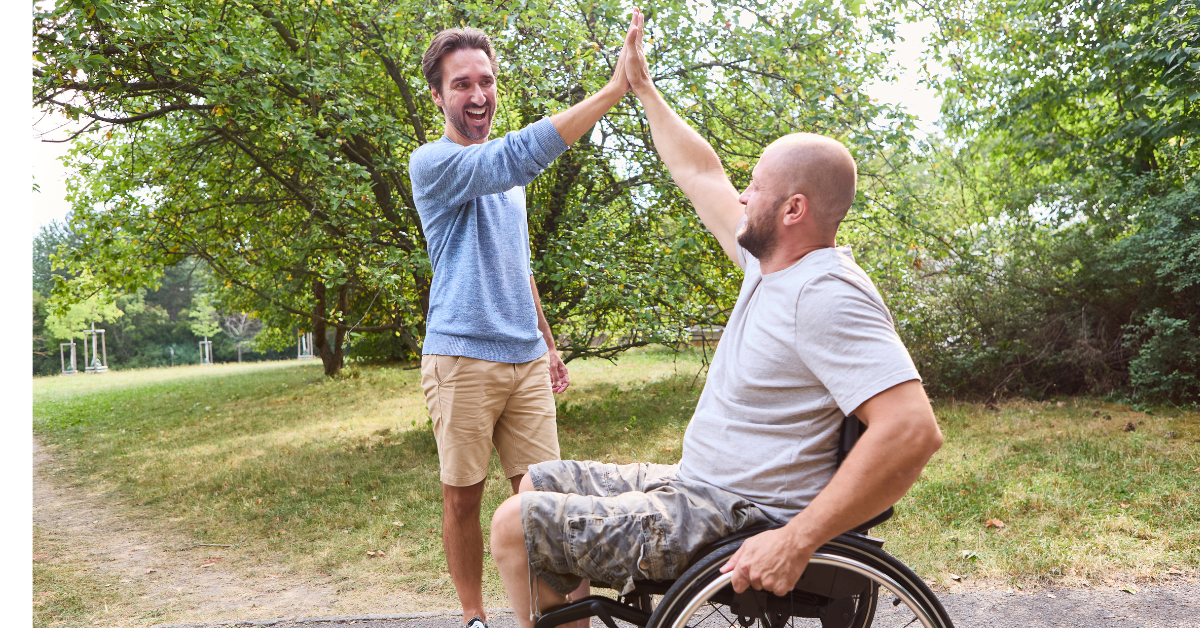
[720,528,813,596]
[548,351,570,393]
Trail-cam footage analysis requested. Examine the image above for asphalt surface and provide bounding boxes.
[150,581,1200,628]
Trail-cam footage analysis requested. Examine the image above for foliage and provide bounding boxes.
[33,0,919,377]
[32,221,291,375]
[1126,310,1200,406]
[901,0,1200,401]
[184,290,222,339]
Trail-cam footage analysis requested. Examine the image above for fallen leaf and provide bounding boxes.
[33,554,52,561]
[201,563,214,568]
[1124,422,1136,432]
[1122,584,1139,594]
[391,521,405,527]
[985,518,1006,529]
[1047,593,1056,598]
[145,568,157,574]
[1119,502,1130,508]
[1056,401,1066,407]
[949,573,961,581]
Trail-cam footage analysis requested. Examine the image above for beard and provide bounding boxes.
[445,103,492,142]
[736,205,780,260]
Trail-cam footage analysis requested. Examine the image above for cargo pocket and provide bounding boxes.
[634,512,686,581]
[569,516,628,588]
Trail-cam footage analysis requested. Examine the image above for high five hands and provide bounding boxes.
[622,8,653,96]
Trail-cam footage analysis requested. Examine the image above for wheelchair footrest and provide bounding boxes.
[534,595,652,628]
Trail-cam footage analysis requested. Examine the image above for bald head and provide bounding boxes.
[758,133,857,230]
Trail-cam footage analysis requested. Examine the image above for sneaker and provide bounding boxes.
[465,617,488,628]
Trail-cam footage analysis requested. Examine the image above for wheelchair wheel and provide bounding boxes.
[646,533,953,628]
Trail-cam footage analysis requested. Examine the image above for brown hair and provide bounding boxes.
[421,27,499,96]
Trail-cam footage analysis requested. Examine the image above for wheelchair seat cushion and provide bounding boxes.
[522,460,774,596]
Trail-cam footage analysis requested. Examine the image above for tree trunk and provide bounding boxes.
[237,341,243,363]
[311,279,346,377]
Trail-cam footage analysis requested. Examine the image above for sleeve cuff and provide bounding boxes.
[530,117,570,164]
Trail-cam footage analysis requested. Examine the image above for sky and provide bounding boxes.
[28,16,943,236]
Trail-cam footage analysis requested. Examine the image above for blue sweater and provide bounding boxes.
[409,118,569,362]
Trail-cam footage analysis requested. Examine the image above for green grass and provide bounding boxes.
[892,398,1200,586]
[32,352,1200,626]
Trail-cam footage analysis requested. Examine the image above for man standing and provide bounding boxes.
[408,22,634,628]
[489,11,944,626]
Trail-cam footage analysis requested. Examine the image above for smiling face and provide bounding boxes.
[735,151,790,259]
[431,48,497,145]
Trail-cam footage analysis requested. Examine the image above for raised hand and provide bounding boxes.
[606,9,641,94]
[623,8,653,96]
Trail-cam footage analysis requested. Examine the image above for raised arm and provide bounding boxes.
[548,16,634,145]
[623,9,744,265]
[412,17,638,211]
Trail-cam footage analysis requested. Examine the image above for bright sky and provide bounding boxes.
[864,18,944,136]
[28,15,943,236]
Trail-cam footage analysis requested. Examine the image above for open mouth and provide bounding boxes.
[465,106,489,122]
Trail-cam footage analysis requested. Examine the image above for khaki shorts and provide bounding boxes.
[521,460,771,596]
[421,353,560,486]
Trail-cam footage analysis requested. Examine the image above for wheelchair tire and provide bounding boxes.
[645,533,952,628]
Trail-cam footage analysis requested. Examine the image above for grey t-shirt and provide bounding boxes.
[677,242,920,522]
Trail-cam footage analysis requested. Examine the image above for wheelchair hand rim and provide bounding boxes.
[668,552,941,628]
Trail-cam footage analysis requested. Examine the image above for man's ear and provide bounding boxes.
[430,87,444,109]
[781,194,808,226]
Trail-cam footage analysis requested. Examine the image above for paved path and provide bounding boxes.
[151,581,1200,628]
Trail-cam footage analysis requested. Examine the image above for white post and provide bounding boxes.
[91,323,99,368]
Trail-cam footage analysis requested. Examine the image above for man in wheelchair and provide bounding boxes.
[491,11,945,628]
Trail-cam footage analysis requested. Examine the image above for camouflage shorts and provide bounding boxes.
[521,460,771,596]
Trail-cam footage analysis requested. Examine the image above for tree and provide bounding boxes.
[902,0,1200,400]
[220,312,264,363]
[35,0,919,377]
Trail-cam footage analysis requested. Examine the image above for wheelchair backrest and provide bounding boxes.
[836,413,895,532]
[836,414,865,468]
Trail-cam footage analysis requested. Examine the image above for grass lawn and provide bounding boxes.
[32,349,1199,626]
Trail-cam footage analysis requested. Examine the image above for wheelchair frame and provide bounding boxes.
[531,415,955,628]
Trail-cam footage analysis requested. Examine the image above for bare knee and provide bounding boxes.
[443,481,485,521]
[518,473,536,493]
[490,494,525,555]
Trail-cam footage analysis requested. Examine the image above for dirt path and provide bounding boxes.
[33,436,440,627]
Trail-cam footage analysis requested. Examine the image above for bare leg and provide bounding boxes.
[570,581,591,628]
[444,480,488,625]
[498,473,591,628]
[491,494,567,628]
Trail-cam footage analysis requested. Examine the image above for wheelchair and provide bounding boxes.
[532,416,955,628]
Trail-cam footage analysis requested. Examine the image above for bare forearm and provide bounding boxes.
[635,86,724,183]
[634,86,741,260]
[549,83,625,146]
[784,421,940,552]
[529,276,557,352]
